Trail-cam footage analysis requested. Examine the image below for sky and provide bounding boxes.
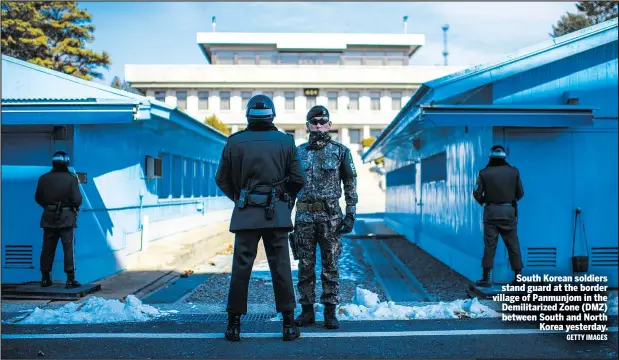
[78,1,580,85]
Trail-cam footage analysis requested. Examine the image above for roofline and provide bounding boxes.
[149,100,228,141]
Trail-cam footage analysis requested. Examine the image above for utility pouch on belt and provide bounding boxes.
[265,188,276,220]
[237,178,251,209]
[248,193,268,206]
[289,232,299,260]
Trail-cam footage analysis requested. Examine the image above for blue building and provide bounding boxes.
[363,19,618,287]
[1,55,231,285]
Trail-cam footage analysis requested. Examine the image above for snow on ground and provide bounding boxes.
[12,295,174,325]
[271,287,500,321]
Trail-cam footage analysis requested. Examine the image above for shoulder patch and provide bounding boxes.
[347,150,357,177]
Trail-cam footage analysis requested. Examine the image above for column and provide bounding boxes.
[340,127,350,146]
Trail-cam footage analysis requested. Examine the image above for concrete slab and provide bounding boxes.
[1,283,101,301]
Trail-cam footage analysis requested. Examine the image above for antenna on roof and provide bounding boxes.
[403,16,409,34]
[212,16,216,32]
[442,24,449,66]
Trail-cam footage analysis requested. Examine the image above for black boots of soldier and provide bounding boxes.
[66,271,81,289]
[41,272,52,288]
[475,267,492,287]
[225,313,241,341]
[324,304,340,329]
[225,312,300,341]
[282,311,300,341]
[295,305,316,327]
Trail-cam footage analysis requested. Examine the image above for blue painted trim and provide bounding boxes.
[1,104,136,125]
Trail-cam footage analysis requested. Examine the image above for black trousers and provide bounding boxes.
[481,220,523,271]
[40,227,75,273]
[227,228,296,315]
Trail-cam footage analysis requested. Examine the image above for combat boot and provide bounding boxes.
[225,313,241,341]
[294,305,315,327]
[282,311,300,341]
[511,269,522,286]
[475,267,491,287]
[323,304,340,329]
[41,272,52,288]
[65,271,81,289]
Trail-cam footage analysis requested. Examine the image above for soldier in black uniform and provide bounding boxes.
[34,151,82,288]
[473,145,524,287]
[215,94,306,342]
[293,105,358,330]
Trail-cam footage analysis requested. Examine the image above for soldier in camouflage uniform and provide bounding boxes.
[293,105,358,330]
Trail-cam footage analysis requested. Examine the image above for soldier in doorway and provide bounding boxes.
[293,105,358,330]
[473,145,525,287]
[215,94,306,342]
[34,151,82,288]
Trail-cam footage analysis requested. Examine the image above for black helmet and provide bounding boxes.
[52,151,70,166]
[246,94,276,122]
[489,145,506,158]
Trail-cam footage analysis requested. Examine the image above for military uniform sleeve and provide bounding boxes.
[70,176,83,209]
[473,173,485,206]
[215,143,235,201]
[35,177,44,207]
[340,148,358,212]
[515,169,524,201]
[285,138,306,198]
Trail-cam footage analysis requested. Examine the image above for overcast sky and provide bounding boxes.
[80,1,579,84]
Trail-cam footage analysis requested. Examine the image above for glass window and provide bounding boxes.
[348,92,359,110]
[370,91,381,111]
[328,129,339,141]
[237,52,257,65]
[284,91,295,110]
[370,128,382,138]
[214,51,234,64]
[322,53,341,65]
[365,56,384,66]
[241,91,253,109]
[220,91,231,110]
[349,129,361,144]
[176,91,187,110]
[343,57,362,65]
[154,91,166,102]
[301,53,319,65]
[327,91,338,110]
[198,91,209,110]
[387,57,407,66]
[279,53,299,65]
[258,51,277,65]
[306,96,316,110]
[391,91,402,110]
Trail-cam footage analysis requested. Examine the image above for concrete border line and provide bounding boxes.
[358,240,394,302]
[4,327,617,339]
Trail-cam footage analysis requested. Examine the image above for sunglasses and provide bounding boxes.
[308,118,330,125]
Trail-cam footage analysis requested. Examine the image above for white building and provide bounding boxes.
[125,32,464,151]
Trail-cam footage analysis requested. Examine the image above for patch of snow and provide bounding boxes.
[16,295,169,325]
[271,287,499,321]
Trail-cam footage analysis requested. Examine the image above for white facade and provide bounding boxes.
[125,32,465,151]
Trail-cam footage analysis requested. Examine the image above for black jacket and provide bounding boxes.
[215,123,306,232]
[473,159,524,222]
[35,169,82,228]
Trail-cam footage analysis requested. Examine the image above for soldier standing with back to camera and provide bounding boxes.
[292,105,358,330]
[35,151,82,288]
[215,94,306,342]
[473,145,525,287]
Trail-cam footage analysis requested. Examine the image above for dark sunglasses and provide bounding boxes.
[308,118,329,125]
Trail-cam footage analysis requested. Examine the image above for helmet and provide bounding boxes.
[489,145,506,159]
[246,94,276,122]
[52,151,70,166]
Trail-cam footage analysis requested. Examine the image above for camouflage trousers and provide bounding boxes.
[295,218,342,305]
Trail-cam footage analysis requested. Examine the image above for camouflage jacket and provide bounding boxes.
[295,140,358,223]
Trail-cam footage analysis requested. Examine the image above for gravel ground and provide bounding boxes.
[382,237,474,302]
[185,238,387,308]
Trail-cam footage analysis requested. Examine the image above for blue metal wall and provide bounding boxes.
[383,36,618,286]
[1,118,230,284]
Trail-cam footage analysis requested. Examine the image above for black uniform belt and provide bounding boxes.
[45,205,73,211]
[297,201,326,212]
[485,203,512,207]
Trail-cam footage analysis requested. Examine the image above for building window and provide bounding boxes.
[301,53,319,65]
[176,91,187,111]
[421,151,447,183]
[241,91,253,110]
[349,129,361,144]
[370,91,381,111]
[391,91,402,110]
[262,91,274,100]
[306,96,316,109]
[328,129,339,141]
[327,91,338,110]
[154,91,166,102]
[220,91,231,110]
[284,91,295,110]
[323,53,341,65]
[348,92,359,110]
[237,52,257,65]
[258,51,277,65]
[279,53,299,65]
[198,91,209,110]
[214,50,234,65]
[370,128,382,138]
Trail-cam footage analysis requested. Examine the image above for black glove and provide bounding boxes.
[338,213,355,234]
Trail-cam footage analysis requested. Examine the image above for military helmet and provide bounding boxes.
[489,145,507,158]
[246,94,276,122]
[52,151,70,166]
